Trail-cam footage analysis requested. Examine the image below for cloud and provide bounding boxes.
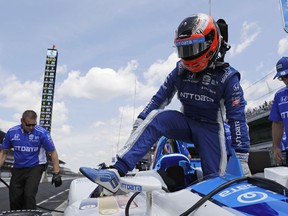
[278,36,288,55]
[0,75,70,137]
[137,53,179,100]
[143,52,178,86]
[0,75,42,111]
[229,21,261,56]
[56,64,68,75]
[242,67,282,109]
[55,105,140,172]
[57,60,139,101]
[50,101,70,139]
[255,61,264,72]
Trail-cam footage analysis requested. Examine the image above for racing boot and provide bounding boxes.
[79,165,120,193]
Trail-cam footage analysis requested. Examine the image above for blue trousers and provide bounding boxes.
[114,110,227,177]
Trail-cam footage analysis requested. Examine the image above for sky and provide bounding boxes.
[0,0,288,173]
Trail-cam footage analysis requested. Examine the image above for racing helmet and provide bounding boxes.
[174,13,222,73]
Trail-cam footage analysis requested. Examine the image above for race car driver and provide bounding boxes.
[80,13,251,193]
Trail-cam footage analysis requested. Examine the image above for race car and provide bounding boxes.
[64,137,288,216]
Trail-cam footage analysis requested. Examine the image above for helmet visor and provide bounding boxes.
[175,37,210,59]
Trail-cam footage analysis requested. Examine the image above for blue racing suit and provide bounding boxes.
[224,122,232,156]
[115,61,250,177]
[1,125,56,168]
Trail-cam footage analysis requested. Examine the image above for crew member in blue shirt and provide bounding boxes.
[269,57,288,164]
[0,110,62,210]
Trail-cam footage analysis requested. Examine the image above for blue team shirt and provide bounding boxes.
[280,132,288,150]
[1,125,56,168]
[269,86,288,145]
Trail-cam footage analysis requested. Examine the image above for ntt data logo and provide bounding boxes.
[121,183,142,192]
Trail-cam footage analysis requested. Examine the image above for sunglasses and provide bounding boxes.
[24,122,37,127]
[278,74,288,81]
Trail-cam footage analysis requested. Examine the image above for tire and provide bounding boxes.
[0,209,52,216]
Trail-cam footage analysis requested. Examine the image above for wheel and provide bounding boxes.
[0,209,52,216]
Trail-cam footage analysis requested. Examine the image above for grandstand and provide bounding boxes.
[246,100,273,150]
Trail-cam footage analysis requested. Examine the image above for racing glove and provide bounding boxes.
[52,172,62,187]
[236,152,251,176]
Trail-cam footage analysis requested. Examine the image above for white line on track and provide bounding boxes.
[37,189,69,206]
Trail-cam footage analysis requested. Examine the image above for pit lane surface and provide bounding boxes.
[0,178,75,216]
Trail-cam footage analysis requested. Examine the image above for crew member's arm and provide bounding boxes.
[49,150,62,187]
[0,150,7,168]
[272,121,284,163]
[49,150,60,174]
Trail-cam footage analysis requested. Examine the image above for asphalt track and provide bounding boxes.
[0,177,75,216]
